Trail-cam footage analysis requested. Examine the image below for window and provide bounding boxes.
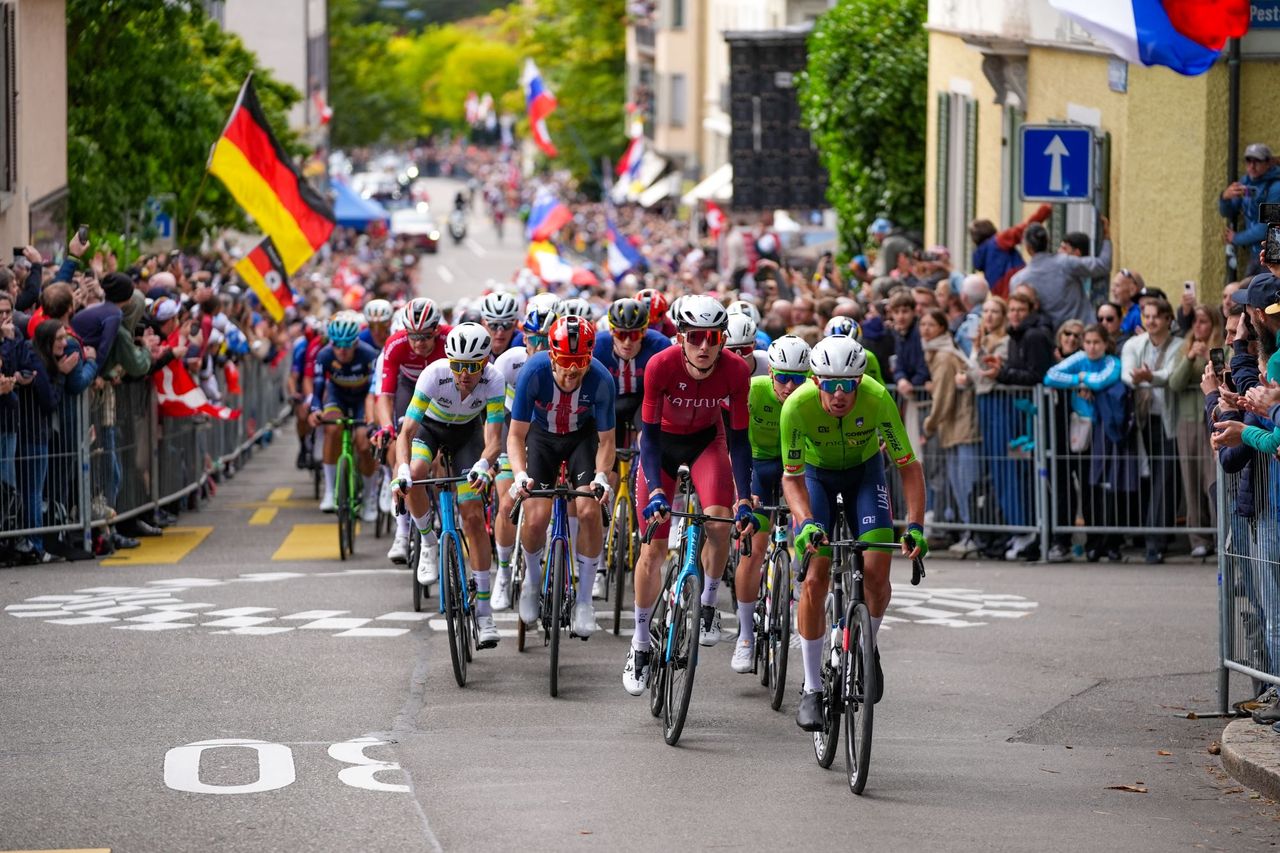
[670,74,687,128]
[671,0,685,29]
[935,91,977,260]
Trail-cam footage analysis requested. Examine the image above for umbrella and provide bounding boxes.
[571,268,600,288]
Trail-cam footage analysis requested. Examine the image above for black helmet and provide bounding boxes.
[608,298,650,332]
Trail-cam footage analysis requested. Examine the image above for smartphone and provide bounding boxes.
[1267,224,1280,266]
[1183,280,1196,296]
[1210,347,1226,378]
[11,247,22,258]
[18,369,33,379]
[77,224,89,244]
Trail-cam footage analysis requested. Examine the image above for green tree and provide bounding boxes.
[329,0,420,148]
[521,0,626,194]
[68,0,300,244]
[799,0,927,251]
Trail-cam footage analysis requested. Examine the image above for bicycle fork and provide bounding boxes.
[437,491,470,617]
[664,523,703,662]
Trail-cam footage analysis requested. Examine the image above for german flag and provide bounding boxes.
[209,75,334,274]
[235,236,294,322]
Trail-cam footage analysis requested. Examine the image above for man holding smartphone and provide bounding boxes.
[1222,143,1280,276]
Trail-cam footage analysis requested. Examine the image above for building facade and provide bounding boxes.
[219,0,328,136]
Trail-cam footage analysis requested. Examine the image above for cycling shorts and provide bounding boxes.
[321,393,365,424]
[615,393,642,444]
[802,460,894,554]
[751,457,782,506]
[525,421,598,490]
[393,376,416,428]
[635,422,734,539]
[410,416,485,503]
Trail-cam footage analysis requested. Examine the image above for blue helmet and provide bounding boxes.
[824,316,861,340]
[327,313,361,347]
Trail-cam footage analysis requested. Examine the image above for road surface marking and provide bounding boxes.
[100,526,213,566]
[267,487,293,502]
[272,523,340,561]
[249,507,278,525]
[465,237,487,257]
[437,265,454,284]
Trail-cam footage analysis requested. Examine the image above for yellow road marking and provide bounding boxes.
[249,507,279,526]
[267,487,293,502]
[232,499,321,511]
[272,523,342,561]
[101,527,213,566]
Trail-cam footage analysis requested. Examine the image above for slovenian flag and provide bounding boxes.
[525,186,573,242]
[522,59,558,158]
[616,136,644,184]
[606,215,644,279]
[1049,0,1249,76]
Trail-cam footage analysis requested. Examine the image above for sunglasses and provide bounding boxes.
[526,334,548,349]
[730,344,756,358]
[487,320,516,331]
[1247,157,1265,164]
[817,377,858,394]
[449,359,484,375]
[1062,331,1081,339]
[1098,314,1119,323]
[772,370,807,386]
[408,330,437,342]
[551,352,591,370]
[613,329,645,343]
[683,329,724,347]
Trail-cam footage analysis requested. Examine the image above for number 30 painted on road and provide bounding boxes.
[163,737,409,795]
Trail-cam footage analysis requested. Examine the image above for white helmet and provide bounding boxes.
[363,299,393,324]
[727,300,761,326]
[809,336,867,379]
[557,297,593,319]
[390,308,406,335]
[767,334,812,372]
[824,316,860,339]
[673,295,728,330]
[444,322,492,361]
[527,292,560,316]
[726,313,757,347]
[480,291,520,325]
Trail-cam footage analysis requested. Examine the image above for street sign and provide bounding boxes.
[1020,125,1094,203]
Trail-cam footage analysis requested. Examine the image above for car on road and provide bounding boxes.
[390,205,440,253]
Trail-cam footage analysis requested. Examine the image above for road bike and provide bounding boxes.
[320,416,363,561]
[510,462,598,697]
[604,444,640,636]
[753,503,793,711]
[797,529,925,794]
[643,464,747,746]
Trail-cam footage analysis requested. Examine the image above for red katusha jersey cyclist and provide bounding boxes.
[622,295,758,697]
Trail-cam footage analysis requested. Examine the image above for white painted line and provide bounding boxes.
[437,265,454,284]
[968,609,1033,619]
[80,605,148,617]
[465,238,487,257]
[926,598,986,611]
[914,618,986,628]
[5,603,66,611]
[61,598,122,611]
[895,605,970,620]
[148,578,226,587]
[203,616,277,628]
[229,626,296,635]
[234,572,308,582]
[282,610,350,620]
[375,612,431,621]
[26,594,91,602]
[974,600,1038,609]
[151,602,218,611]
[206,607,277,617]
[45,616,120,625]
[127,611,198,623]
[298,617,371,630]
[333,627,411,638]
[74,587,137,594]
[9,609,70,618]
[113,623,194,632]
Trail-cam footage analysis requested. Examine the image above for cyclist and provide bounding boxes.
[622,295,758,696]
[823,316,883,384]
[377,298,450,565]
[508,315,616,638]
[594,298,672,436]
[728,334,811,673]
[725,313,769,377]
[392,323,506,647]
[308,312,381,521]
[727,299,771,350]
[490,299,558,611]
[360,299,394,349]
[779,336,927,731]
[479,291,520,360]
[289,317,325,469]
[635,287,677,337]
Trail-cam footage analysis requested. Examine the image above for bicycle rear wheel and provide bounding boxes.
[766,549,792,711]
[813,619,841,768]
[336,457,352,562]
[611,502,631,636]
[549,539,567,697]
[442,535,467,687]
[843,601,876,795]
[663,573,701,746]
[410,530,424,612]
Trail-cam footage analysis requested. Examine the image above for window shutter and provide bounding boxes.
[935,92,950,246]
[963,97,978,258]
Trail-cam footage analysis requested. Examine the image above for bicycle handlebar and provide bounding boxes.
[508,486,601,522]
[640,510,751,557]
[394,475,479,516]
[794,535,926,586]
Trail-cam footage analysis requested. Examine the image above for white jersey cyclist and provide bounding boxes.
[406,358,506,427]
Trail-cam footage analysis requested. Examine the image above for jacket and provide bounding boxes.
[891,319,929,387]
[970,204,1052,298]
[1220,163,1280,251]
[102,290,152,379]
[1166,342,1209,424]
[996,320,1053,386]
[1010,241,1113,329]
[921,334,979,448]
[1208,390,1256,518]
[1120,331,1182,437]
[1043,351,1123,420]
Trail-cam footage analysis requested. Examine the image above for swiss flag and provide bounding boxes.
[706,201,725,240]
[154,359,240,420]
[224,360,242,395]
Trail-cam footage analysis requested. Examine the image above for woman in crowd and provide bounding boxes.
[919,307,981,555]
[1044,324,1133,561]
[966,295,1012,555]
[1169,303,1222,557]
[16,320,73,559]
[1045,320,1087,561]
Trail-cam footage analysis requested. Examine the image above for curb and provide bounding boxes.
[1221,718,1280,800]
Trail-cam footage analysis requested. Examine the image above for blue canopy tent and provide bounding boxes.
[331,179,389,231]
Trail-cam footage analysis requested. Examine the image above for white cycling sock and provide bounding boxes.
[362,472,380,502]
[871,615,883,645]
[523,547,544,588]
[632,606,653,652]
[396,512,411,538]
[576,552,599,604]
[568,516,579,549]
[701,577,720,608]
[323,464,336,498]
[801,637,823,693]
[412,511,431,535]
[473,569,491,616]
[737,601,755,641]
[496,542,515,568]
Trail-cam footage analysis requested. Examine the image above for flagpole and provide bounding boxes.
[178,169,211,248]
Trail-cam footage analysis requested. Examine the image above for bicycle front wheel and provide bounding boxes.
[611,501,632,635]
[813,621,841,769]
[549,538,567,698]
[410,531,423,612]
[336,456,352,562]
[766,549,792,711]
[843,601,876,795]
[663,573,702,746]
[442,535,467,687]
[648,553,677,719]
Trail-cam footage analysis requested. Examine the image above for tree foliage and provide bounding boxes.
[799,0,927,251]
[67,0,301,243]
[328,0,420,149]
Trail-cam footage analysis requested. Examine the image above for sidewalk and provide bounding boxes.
[1222,719,1280,800]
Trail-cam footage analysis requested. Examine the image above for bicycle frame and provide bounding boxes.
[664,519,705,661]
[542,485,575,602]
[436,482,469,617]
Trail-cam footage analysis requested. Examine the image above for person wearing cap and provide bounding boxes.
[1220,143,1280,276]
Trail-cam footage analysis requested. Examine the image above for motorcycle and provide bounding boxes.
[448,209,467,244]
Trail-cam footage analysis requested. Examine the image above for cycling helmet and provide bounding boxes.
[403,297,441,332]
[327,313,361,347]
[363,299,393,324]
[809,336,867,379]
[444,322,492,361]
[390,307,406,335]
[521,302,558,336]
[727,300,761,326]
[673,295,728,331]
[549,315,596,359]
[766,334,812,372]
[726,313,758,347]
[635,288,668,324]
[557,297,593,319]
[824,316,861,339]
[458,306,484,325]
[607,298,649,332]
[480,291,520,324]
[527,292,560,316]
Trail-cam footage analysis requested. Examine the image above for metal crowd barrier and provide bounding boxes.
[1,355,290,555]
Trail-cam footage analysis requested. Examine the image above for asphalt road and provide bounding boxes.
[2,184,1278,852]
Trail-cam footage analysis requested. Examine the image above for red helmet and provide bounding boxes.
[635,288,668,325]
[403,298,441,333]
[548,315,596,365]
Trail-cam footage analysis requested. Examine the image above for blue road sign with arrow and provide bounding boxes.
[1020,125,1094,203]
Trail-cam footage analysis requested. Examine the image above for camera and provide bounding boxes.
[1262,203,1280,265]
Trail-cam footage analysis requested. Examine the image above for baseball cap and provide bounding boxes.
[1245,143,1273,162]
[1233,273,1280,309]
[149,297,179,322]
[870,218,892,236]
